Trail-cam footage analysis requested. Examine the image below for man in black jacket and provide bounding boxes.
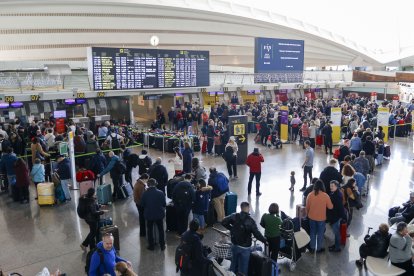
[322,121,333,155]
[80,188,108,251]
[327,180,346,252]
[222,202,267,276]
[177,219,209,276]
[355,223,391,267]
[148,157,169,195]
[172,174,195,237]
[319,159,343,192]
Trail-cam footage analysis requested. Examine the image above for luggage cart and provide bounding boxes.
[279,218,307,272]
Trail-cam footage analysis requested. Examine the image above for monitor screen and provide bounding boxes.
[247,90,260,95]
[65,99,76,105]
[76,98,86,104]
[0,103,9,109]
[54,110,67,118]
[10,102,24,108]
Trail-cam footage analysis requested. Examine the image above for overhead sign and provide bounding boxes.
[4,96,14,103]
[254,37,304,83]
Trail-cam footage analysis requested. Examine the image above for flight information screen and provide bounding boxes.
[88,47,209,90]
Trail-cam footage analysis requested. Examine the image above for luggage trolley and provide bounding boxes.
[278,218,309,272]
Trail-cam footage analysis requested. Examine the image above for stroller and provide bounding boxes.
[279,218,310,271]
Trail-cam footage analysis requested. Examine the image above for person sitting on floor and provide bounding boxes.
[355,223,391,267]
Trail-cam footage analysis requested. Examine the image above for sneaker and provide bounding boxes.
[256,192,262,196]
[146,246,155,251]
[160,245,166,251]
[234,176,238,179]
[300,187,306,192]
[80,244,87,251]
[355,260,364,267]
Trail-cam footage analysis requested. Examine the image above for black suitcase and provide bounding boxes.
[248,250,278,276]
[154,136,164,150]
[193,143,201,152]
[166,203,177,231]
[100,225,120,251]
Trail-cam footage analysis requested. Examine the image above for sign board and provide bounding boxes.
[203,105,211,113]
[377,107,389,142]
[330,107,342,143]
[229,115,248,164]
[59,142,68,156]
[280,105,289,142]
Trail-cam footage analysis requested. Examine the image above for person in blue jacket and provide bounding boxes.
[89,149,107,186]
[0,147,18,191]
[30,158,45,199]
[181,141,194,174]
[97,151,122,201]
[88,233,131,276]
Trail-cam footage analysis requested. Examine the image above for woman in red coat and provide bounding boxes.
[14,158,30,204]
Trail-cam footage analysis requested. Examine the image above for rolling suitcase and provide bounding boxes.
[201,140,207,153]
[97,183,112,205]
[118,181,133,199]
[79,180,94,197]
[166,203,177,232]
[384,144,391,158]
[37,182,55,206]
[340,222,347,245]
[248,250,279,276]
[316,135,323,146]
[100,224,120,251]
[224,192,237,216]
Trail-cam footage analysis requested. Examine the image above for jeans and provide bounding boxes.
[331,219,341,250]
[176,206,191,235]
[226,156,237,177]
[230,245,251,276]
[60,179,72,200]
[193,213,205,229]
[247,172,261,194]
[303,166,313,188]
[389,213,406,225]
[136,204,146,236]
[147,219,165,248]
[309,219,326,250]
[82,220,99,249]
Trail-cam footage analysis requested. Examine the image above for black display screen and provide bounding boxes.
[89,47,209,90]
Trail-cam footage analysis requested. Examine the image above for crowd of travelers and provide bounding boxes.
[1,94,414,275]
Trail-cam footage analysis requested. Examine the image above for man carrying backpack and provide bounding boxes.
[88,233,131,276]
[78,188,108,251]
[222,202,267,276]
[97,151,123,202]
[175,219,209,276]
[208,167,229,223]
[106,132,123,155]
[173,174,196,237]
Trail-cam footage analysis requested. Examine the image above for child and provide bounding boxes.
[376,140,384,166]
[192,179,212,232]
[30,158,45,200]
[289,171,295,191]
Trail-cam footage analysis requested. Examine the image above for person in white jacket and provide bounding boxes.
[224,136,238,179]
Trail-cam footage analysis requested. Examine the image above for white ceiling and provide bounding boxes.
[0,0,409,70]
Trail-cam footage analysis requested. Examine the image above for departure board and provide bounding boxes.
[88,47,209,90]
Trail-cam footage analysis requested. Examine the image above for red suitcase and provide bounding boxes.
[201,140,207,153]
[340,222,347,245]
[316,135,323,146]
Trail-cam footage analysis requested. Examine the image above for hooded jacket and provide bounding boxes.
[88,241,127,276]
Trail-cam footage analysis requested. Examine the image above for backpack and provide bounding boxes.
[77,196,89,219]
[85,248,104,274]
[114,160,126,175]
[110,134,121,150]
[230,213,248,244]
[215,173,229,194]
[173,183,193,208]
[175,241,193,273]
[281,218,294,239]
[333,147,340,159]
[223,146,234,162]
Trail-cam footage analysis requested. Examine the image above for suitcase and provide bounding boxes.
[154,136,164,151]
[37,182,55,206]
[55,184,66,203]
[100,225,120,251]
[248,250,279,276]
[166,203,177,232]
[79,180,94,197]
[193,143,201,152]
[384,145,391,158]
[340,222,347,245]
[254,134,261,143]
[296,204,307,223]
[316,135,323,146]
[97,183,112,205]
[118,181,133,199]
[201,141,207,153]
[76,170,95,182]
[224,192,237,216]
[206,202,217,227]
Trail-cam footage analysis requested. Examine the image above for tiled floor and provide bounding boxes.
[1,134,413,275]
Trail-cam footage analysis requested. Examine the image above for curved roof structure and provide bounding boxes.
[0,0,410,68]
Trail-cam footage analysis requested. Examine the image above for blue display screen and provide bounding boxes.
[255,37,304,73]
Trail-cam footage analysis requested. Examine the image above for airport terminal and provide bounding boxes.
[0,1,414,275]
